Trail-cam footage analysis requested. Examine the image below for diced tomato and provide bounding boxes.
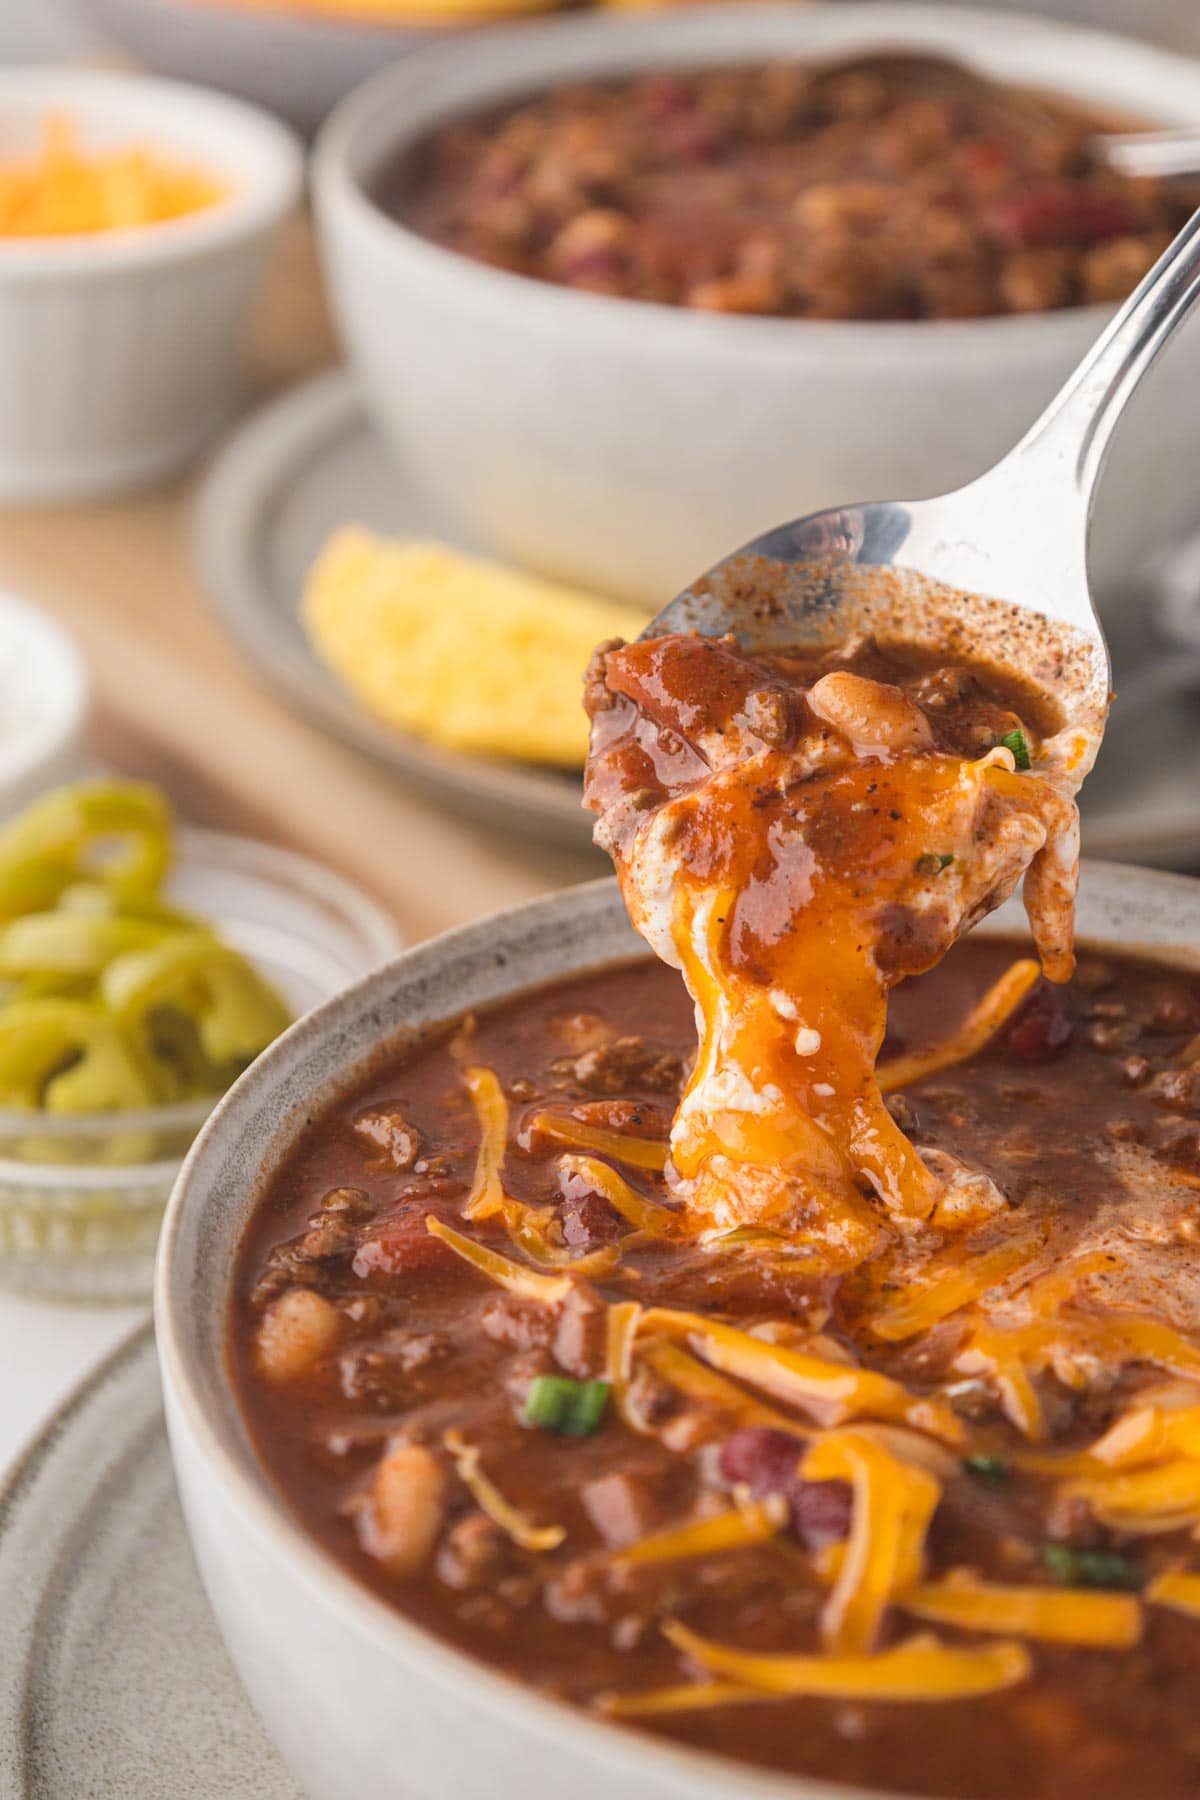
[352,1205,457,1279]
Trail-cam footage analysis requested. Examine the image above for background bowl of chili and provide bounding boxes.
[313,2,1200,613]
[157,859,1200,1800]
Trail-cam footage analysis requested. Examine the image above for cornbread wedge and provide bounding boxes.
[301,527,647,768]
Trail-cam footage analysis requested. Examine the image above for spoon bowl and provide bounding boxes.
[648,205,1200,767]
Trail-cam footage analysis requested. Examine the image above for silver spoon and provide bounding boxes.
[1098,129,1200,180]
[645,206,1200,762]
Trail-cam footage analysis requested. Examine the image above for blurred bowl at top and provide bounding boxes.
[69,0,568,139]
[0,68,302,501]
[314,2,1200,610]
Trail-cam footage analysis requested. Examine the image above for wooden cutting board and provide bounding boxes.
[0,216,600,946]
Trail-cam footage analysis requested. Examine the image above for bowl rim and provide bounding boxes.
[314,0,1200,355]
[156,858,1200,1800]
[78,0,536,44]
[0,67,304,277]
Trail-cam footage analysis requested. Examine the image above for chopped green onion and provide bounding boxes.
[1000,728,1031,771]
[915,852,954,876]
[963,1452,1009,1485]
[1042,1543,1141,1590]
[522,1375,610,1437]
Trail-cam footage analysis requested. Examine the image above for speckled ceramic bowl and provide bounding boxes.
[314,3,1200,611]
[156,861,1200,1800]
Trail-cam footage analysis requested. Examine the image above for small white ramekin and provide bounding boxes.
[0,70,304,502]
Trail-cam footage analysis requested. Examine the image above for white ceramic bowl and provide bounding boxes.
[0,69,303,501]
[157,860,1200,1800]
[315,3,1200,610]
[0,593,88,816]
[70,0,487,140]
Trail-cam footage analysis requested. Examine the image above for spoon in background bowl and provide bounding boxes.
[1099,130,1200,179]
[645,205,1200,774]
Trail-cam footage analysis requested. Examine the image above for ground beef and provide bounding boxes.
[392,53,1199,321]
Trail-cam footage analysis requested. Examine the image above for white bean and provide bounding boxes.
[255,1287,342,1384]
[359,1442,446,1578]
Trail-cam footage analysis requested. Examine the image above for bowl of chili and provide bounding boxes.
[314,3,1200,610]
[158,851,1200,1800]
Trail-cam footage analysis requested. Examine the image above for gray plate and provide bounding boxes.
[195,372,598,854]
[0,1327,299,1798]
[196,370,1200,870]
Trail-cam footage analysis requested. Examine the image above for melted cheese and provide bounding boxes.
[586,636,1086,1263]
[870,1234,1041,1343]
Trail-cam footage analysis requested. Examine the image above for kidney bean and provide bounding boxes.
[1000,980,1074,1064]
[719,1427,852,1549]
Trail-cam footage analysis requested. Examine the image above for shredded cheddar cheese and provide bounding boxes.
[877,959,1041,1093]
[605,1300,643,1428]
[870,1235,1040,1343]
[0,117,225,237]
[645,1308,962,1442]
[1064,1461,1200,1535]
[659,1622,1031,1701]
[461,1065,509,1221]
[425,1215,571,1304]
[803,1429,941,1652]
[612,1494,788,1566]
[1146,1569,1200,1619]
[639,1338,803,1434]
[529,1111,668,1171]
[599,1681,763,1718]
[452,1071,619,1273]
[903,1573,1142,1647]
[558,1152,680,1234]
[443,1430,566,1552]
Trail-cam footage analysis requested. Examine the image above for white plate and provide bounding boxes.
[0,1327,299,1797]
[195,371,597,854]
[196,370,1200,869]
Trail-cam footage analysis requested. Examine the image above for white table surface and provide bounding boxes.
[0,1293,147,1476]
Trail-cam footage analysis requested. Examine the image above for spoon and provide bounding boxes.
[645,206,1200,759]
[1098,129,1200,180]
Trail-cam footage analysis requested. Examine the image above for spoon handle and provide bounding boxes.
[1007,205,1200,521]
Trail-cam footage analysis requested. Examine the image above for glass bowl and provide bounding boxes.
[0,827,402,1302]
